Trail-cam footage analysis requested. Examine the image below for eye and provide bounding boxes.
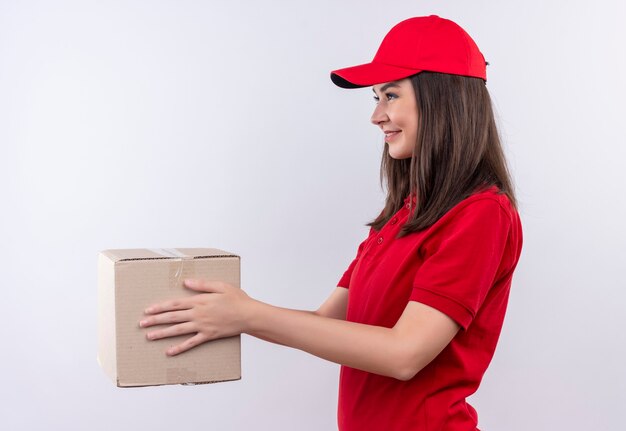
[385,92,398,100]
[372,93,398,103]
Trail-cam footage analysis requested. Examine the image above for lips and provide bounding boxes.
[384,130,401,141]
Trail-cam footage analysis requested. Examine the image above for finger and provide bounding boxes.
[139,310,193,328]
[145,322,196,341]
[166,333,208,356]
[144,297,192,315]
[184,278,226,293]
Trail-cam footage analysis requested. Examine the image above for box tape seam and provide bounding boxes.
[148,248,192,287]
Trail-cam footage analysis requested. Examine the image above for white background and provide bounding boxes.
[1,1,625,429]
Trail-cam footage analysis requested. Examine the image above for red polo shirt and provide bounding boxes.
[336,185,523,431]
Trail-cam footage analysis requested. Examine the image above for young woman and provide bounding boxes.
[139,15,523,431]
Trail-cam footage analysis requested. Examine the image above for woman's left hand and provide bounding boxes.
[138,279,254,356]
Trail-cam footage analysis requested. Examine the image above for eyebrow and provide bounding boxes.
[372,82,400,94]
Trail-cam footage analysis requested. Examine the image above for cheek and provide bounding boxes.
[403,123,418,150]
[406,111,419,140]
[396,103,417,128]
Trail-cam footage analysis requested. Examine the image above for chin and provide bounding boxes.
[388,150,412,160]
[385,142,413,160]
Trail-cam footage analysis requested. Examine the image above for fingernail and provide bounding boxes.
[144,307,153,314]
[139,320,146,327]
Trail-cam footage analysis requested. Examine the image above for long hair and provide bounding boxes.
[367,72,518,237]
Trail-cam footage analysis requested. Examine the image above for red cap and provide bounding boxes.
[331,15,487,88]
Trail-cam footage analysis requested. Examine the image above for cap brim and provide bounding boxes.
[330,61,423,88]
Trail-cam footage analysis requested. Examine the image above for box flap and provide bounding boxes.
[101,248,238,262]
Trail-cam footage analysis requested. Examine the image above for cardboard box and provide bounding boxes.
[97,247,241,387]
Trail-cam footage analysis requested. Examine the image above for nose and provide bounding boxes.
[370,103,388,126]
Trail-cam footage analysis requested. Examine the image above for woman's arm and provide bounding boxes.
[314,286,349,320]
[140,280,460,381]
[243,286,349,346]
[246,298,459,381]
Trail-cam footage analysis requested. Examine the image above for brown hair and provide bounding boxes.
[367,72,518,237]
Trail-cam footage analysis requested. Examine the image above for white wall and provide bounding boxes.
[1,1,624,429]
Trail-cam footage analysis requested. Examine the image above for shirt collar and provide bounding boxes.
[403,193,417,205]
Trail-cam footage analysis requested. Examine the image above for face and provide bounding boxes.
[371,78,418,159]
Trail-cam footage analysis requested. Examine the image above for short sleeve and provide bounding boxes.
[337,226,376,289]
[410,198,512,330]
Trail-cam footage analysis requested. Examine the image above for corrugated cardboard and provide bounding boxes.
[97,247,241,387]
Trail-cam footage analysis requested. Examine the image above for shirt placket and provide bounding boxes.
[373,201,411,249]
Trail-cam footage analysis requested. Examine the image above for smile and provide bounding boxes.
[385,131,401,141]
